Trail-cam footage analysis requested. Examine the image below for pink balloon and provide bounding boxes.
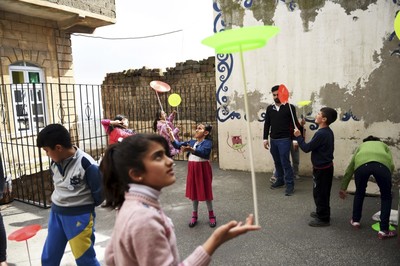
[150,81,171,93]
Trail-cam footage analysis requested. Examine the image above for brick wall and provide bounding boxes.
[102,56,216,121]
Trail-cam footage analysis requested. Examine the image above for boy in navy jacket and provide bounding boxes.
[294,107,337,227]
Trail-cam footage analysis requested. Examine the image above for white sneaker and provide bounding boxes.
[378,230,397,239]
[350,219,360,229]
[269,176,277,183]
[295,175,301,180]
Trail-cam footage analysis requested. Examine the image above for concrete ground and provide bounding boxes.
[2,161,400,266]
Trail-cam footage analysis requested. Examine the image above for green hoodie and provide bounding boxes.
[341,141,395,190]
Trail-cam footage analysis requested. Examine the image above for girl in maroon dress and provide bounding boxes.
[170,124,216,228]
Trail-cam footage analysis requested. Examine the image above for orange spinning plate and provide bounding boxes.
[8,224,42,242]
[150,81,171,93]
[278,84,290,104]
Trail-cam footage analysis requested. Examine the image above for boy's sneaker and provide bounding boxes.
[378,230,397,239]
[270,181,285,189]
[285,191,294,196]
[308,218,330,227]
[269,176,277,183]
[350,219,360,229]
[310,212,318,219]
[285,188,294,196]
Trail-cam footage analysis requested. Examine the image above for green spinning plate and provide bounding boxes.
[371,222,396,232]
[202,25,280,54]
[395,12,400,40]
[297,100,312,107]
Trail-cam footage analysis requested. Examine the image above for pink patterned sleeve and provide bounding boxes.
[167,112,175,123]
[101,119,111,133]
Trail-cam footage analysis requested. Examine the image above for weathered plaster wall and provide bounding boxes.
[214,0,400,176]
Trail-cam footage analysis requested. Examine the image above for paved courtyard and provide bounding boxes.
[2,161,399,265]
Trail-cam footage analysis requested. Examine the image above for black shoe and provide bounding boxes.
[308,218,330,227]
[285,189,294,196]
[270,182,285,189]
[310,212,318,219]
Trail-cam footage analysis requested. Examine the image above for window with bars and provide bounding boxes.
[9,62,46,134]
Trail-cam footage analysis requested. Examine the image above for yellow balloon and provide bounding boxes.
[168,93,182,107]
[297,100,312,107]
[395,12,400,40]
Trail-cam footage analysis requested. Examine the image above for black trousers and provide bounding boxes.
[353,162,392,231]
[0,212,6,262]
[313,165,334,221]
[0,154,6,262]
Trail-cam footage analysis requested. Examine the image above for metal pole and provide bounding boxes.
[239,46,259,226]
[25,240,32,266]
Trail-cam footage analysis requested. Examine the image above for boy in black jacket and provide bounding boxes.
[294,107,337,227]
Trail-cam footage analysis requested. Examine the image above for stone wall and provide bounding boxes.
[44,0,116,18]
[103,57,215,91]
[102,56,216,122]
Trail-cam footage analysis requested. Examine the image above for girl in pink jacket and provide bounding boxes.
[100,134,260,266]
[101,114,136,145]
[153,110,180,157]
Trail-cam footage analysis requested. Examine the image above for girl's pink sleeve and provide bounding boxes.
[101,119,111,133]
[172,127,179,135]
[119,128,134,139]
[167,112,175,123]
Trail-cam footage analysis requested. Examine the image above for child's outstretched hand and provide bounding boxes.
[167,126,175,141]
[181,146,193,153]
[293,128,301,137]
[202,214,261,256]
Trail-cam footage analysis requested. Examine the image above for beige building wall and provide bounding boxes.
[0,10,74,84]
[0,10,75,159]
[214,0,400,176]
[0,0,116,206]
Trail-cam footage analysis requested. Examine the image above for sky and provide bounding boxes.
[71,0,215,84]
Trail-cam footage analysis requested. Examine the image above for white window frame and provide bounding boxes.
[9,63,47,136]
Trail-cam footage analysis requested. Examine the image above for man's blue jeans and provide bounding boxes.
[270,137,294,191]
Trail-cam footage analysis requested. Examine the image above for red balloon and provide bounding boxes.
[278,84,289,104]
[150,81,171,93]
